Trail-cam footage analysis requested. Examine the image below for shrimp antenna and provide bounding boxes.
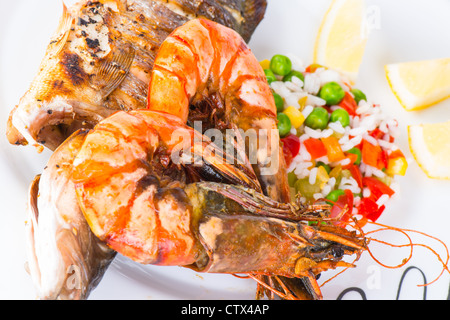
[319,217,449,289]
[352,218,449,287]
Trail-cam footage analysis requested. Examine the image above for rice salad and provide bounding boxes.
[261,54,409,224]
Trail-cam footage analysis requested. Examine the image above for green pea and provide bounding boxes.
[308,221,327,226]
[283,70,305,83]
[295,178,322,201]
[273,92,284,112]
[277,113,291,137]
[319,82,346,105]
[304,107,329,130]
[346,147,362,165]
[326,189,345,205]
[288,171,297,188]
[351,88,367,104]
[264,69,277,84]
[270,54,292,76]
[330,108,350,127]
[316,161,331,174]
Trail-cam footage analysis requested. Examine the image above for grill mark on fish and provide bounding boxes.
[7,0,268,151]
[85,37,100,50]
[60,52,88,86]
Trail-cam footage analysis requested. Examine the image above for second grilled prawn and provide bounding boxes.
[71,110,367,299]
[147,18,290,203]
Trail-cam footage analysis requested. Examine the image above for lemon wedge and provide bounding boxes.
[408,121,450,179]
[385,58,450,111]
[313,0,368,84]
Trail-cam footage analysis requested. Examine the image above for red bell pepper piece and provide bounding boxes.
[303,138,327,159]
[345,152,359,166]
[347,164,363,189]
[281,134,300,167]
[369,128,385,140]
[359,197,384,222]
[305,63,324,73]
[283,148,293,167]
[338,92,357,116]
[330,189,354,224]
[321,136,346,162]
[377,149,389,170]
[362,177,395,200]
[361,139,383,169]
[389,149,405,159]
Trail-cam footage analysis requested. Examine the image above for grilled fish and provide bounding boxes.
[6,0,267,151]
[26,129,116,300]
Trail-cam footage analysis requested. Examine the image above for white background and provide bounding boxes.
[0,0,449,300]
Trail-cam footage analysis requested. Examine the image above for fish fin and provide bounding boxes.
[6,107,28,146]
[50,3,74,56]
[240,0,267,42]
[28,175,41,226]
[94,44,136,99]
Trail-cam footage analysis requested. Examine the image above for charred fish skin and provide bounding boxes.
[26,130,116,300]
[161,0,267,42]
[6,0,267,151]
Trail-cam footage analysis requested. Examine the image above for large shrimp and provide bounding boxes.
[146,18,312,298]
[147,18,290,204]
[70,110,367,299]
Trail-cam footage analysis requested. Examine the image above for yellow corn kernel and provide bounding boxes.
[329,164,342,179]
[386,156,408,176]
[260,59,271,70]
[316,165,330,188]
[298,96,308,110]
[283,106,305,128]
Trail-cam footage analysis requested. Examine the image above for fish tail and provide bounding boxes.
[241,0,267,42]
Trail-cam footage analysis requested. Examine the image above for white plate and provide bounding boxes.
[1,0,450,300]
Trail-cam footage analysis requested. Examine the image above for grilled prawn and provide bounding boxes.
[70,110,367,299]
[6,0,267,151]
[147,18,290,203]
[146,18,314,298]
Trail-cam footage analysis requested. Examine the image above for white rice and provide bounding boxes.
[303,73,321,95]
[378,139,398,151]
[322,185,332,197]
[309,167,318,185]
[328,121,346,134]
[271,54,403,218]
[313,193,325,200]
[286,53,306,72]
[376,194,391,207]
[362,134,378,146]
[302,105,314,118]
[338,177,361,194]
[304,126,323,139]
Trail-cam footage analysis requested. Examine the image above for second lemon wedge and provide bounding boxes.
[408,120,450,179]
[386,58,450,111]
[313,0,368,84]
